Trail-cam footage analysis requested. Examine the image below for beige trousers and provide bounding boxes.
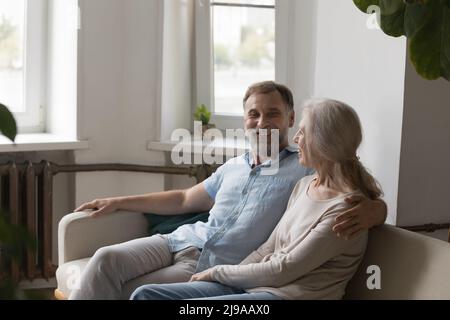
[68,235,200,300]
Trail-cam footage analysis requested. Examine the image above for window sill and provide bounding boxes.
[0,134,89,153]
[147,137,250,156]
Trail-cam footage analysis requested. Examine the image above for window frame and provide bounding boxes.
[11,0,48,133]
[195,0,287,130]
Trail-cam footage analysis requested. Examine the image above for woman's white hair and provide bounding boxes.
[302,98,382,199]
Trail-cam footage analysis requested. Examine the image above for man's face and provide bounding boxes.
[244,91,295,152]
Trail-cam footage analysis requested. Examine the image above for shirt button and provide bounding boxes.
[242,189,247,195]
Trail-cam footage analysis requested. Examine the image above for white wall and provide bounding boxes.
[160,0,194,141]
[312,0,407,224]
[277,0,318,142]
[289,1,317,117]
[74,0,165,207]
[397,56,450,237]
[47,0,78,138]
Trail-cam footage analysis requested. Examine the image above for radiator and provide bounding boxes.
[0,161,54,282]
[0,161,218,282]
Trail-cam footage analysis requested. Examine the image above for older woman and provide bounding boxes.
[130,99,383,300]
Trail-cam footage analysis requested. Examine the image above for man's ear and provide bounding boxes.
[289,110,295,128]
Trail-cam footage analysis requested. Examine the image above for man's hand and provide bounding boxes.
[189,269,215,282]
[332,195,387,240]
[75,198,121,218]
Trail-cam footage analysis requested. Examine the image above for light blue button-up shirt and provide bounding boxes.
[166,146,313,271]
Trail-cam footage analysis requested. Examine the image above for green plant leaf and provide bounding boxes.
[353,0,380,12]
[0,215,36,260]
[409,0,450,80]
[353,0,450,81]
[404,3,431,37]
[194,104,211,125]
[380,9,406,37]
[380,0,404,15]
[0,211,37,300]
[0,280,18,300]
[379,0,406,37]
[200,114,208,125]
[0,103,17,142]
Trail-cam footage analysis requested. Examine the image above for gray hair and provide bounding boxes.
[302,99,383,199]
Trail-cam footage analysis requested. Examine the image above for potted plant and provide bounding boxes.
[194,104,215,135]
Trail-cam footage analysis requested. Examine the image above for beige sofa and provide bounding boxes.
[55,211,450,300]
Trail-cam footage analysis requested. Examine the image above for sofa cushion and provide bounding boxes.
[344,224,450,299]
[144,211,210,236]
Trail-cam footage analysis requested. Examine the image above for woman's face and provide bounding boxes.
[293,116,311,168]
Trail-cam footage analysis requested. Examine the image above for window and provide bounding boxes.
[0,0,47,133]
[196,0,276,128]
[212,0,275,115]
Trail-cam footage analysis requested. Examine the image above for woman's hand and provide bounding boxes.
[332,195,387,240]
[190,269,215,282]
[74,197,121,218]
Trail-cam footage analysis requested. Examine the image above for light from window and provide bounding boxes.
[212,0,275,116]
[0,0,25,113]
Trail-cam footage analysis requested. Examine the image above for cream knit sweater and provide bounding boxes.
[209,175,368,300]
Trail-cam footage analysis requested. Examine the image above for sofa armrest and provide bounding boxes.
[58,210,149,265]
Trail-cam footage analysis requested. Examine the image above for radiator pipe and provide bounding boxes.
[8,162,20,282]
[25,161,36,279]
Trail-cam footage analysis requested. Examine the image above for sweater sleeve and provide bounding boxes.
[285,178,305,210]
[239,232,277,265]
[210,205,367,289]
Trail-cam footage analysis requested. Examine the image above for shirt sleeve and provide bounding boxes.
[210,204,367,289]
[202,163,226,200]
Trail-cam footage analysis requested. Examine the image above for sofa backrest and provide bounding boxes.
[344,224,450,299]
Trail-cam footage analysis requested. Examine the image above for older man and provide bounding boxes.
[69,81,386,300]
